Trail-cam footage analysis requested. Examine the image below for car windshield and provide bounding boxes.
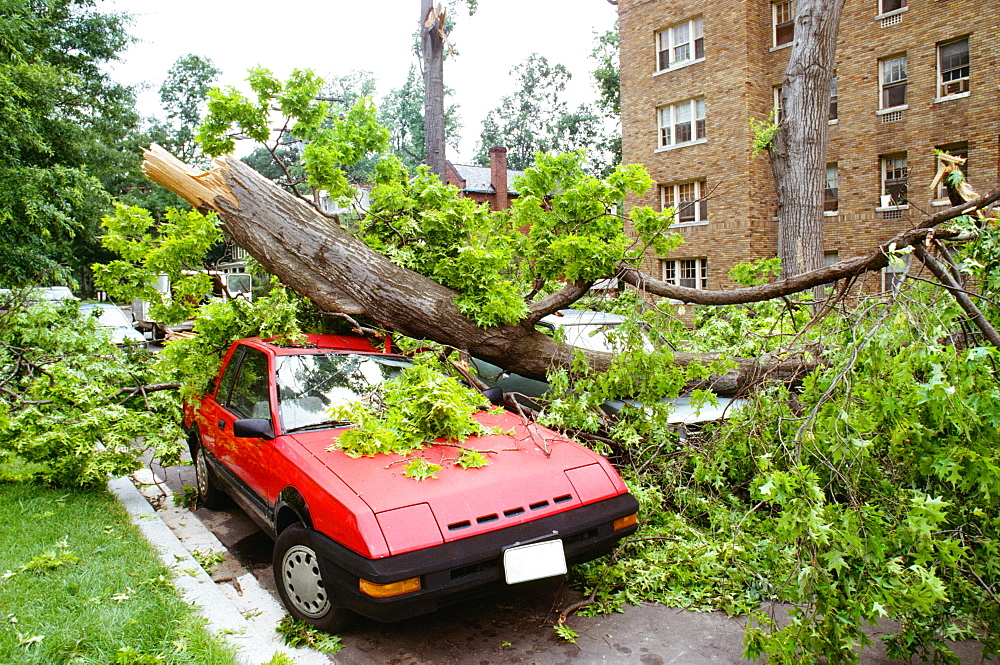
[82,305,131,328]
[558,324,621,352]
[275,353,412,432]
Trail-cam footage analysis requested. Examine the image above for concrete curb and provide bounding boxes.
[108,476,331,665]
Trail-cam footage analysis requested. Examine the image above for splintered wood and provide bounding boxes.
[141,144,237,211]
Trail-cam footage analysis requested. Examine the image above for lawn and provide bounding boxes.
[0,481,238,665]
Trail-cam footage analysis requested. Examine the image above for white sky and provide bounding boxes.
[104,0,618,163]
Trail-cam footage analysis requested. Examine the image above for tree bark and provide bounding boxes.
[421,0,447,177]
[770,0,845,279]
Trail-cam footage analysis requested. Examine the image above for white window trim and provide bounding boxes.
[656,98,706,150]
[661,258,709,290]
[655,17,705,73]
[772,0,796,49]
[875,204,910,212]
[879,55,908,111]
[880,153,908,208]
[655,138,707,153]
[934,91,971,104]
[824,210,840,216]
[660,181,710,226]
[653,57,705,76]
[874,6,907,20]
[876,104,909,115]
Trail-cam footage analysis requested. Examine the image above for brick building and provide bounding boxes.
[619,0,1000,292]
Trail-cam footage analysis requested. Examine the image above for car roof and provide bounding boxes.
[240,333,385,355]
[540,309,627,327]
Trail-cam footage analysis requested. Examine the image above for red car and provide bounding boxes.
[183,334,638,631]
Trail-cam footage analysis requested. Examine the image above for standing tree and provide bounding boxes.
[419,0,476,176]
[382,65,462,171]
[0,0,141,286]
[155,54,221,164]
[767,0,846,278]
[475,54,604,172]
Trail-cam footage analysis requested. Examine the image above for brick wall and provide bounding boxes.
[620,0,1000,291]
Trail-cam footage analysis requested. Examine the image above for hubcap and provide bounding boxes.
[195,449,210,498]
[282,545,329,618]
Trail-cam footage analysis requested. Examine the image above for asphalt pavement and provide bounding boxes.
[116,458,999,665]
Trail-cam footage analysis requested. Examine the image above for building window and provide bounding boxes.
[825,163,839,212]
[773,1,795,47]
[880,0,906,14]
[934,143,969,202]
[829,75,838,121]
[656,17,704,71]
[662,258,708,289]
[660,181,709,225]
[881,153,908,206]
[883,256,910,291]
[938,37,970,98]
[657,98,706,148]
[880,55,907,109]
[773,85,785,124]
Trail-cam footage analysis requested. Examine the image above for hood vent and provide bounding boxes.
[446,493,574,532]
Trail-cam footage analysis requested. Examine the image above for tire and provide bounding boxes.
[193,444,227,509]
[273,524,351,633]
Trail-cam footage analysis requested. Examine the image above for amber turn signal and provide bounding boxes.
[359,576,421,598]
[613,513,638,531]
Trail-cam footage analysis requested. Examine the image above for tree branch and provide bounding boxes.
[912,244,1000,348]
[620,184,1000,305]
[525,280,595,324]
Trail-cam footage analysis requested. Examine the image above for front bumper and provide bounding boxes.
[306,493,639,622]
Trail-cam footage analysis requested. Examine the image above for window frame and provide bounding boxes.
[661,258,709,290]
[829,74,838,122]
[660,180,709,226]
[878,0,907,15]
[772,0,795,48]
[880,153,908,208]
[937,37,970,99]
[825,163,839,214]
[657,98,707,149]
[655,16,704,72]
[879,54,908,110]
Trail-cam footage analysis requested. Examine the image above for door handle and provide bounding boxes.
[218,419,226,431]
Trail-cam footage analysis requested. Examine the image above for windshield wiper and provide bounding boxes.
[284,419,353,433]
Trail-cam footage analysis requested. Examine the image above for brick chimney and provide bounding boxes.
[489,146,509,211]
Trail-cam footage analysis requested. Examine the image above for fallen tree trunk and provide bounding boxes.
[141,146,1000,397]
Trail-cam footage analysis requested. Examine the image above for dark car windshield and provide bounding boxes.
[275,353,412,432]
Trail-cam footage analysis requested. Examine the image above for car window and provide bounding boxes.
[215,346,244,405]
[228,348,271,419]
[275,353,411,431]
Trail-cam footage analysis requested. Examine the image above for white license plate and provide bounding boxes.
[503,539,567,585]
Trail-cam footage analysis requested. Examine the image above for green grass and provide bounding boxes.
[0,481,239,665]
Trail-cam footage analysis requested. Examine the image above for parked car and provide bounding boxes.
[79,303,146,345]
[182,334,639,631]
[471,309,744,422]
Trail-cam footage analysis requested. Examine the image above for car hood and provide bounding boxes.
[288,411,625,549]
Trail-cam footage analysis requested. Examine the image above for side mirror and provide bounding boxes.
[482,386,504,406]
[233,418,275,440]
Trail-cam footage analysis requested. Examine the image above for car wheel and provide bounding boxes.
[193,444,226,509]
[273,524,350,633]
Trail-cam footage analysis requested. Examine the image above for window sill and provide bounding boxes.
[931,199,951,207]
[670,221,710,228]
[875,204,909,212]
[828,118,839,125]
[876,105,908,115]
[655,138,707,153]
[933,91,970,104]
[823,210,839,217]
[654,58,705,76]
[874,7,907,20]
[769,42,793,53]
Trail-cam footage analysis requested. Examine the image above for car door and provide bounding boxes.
[213,346,277,516]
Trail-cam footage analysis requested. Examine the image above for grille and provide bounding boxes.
[880,13,902,28]
[880,110,904,123]
[882,209,904,220]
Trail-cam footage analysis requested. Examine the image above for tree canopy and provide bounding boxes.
[0,0,142,287]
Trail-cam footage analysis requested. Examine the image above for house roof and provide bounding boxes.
[450,163,525,195]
